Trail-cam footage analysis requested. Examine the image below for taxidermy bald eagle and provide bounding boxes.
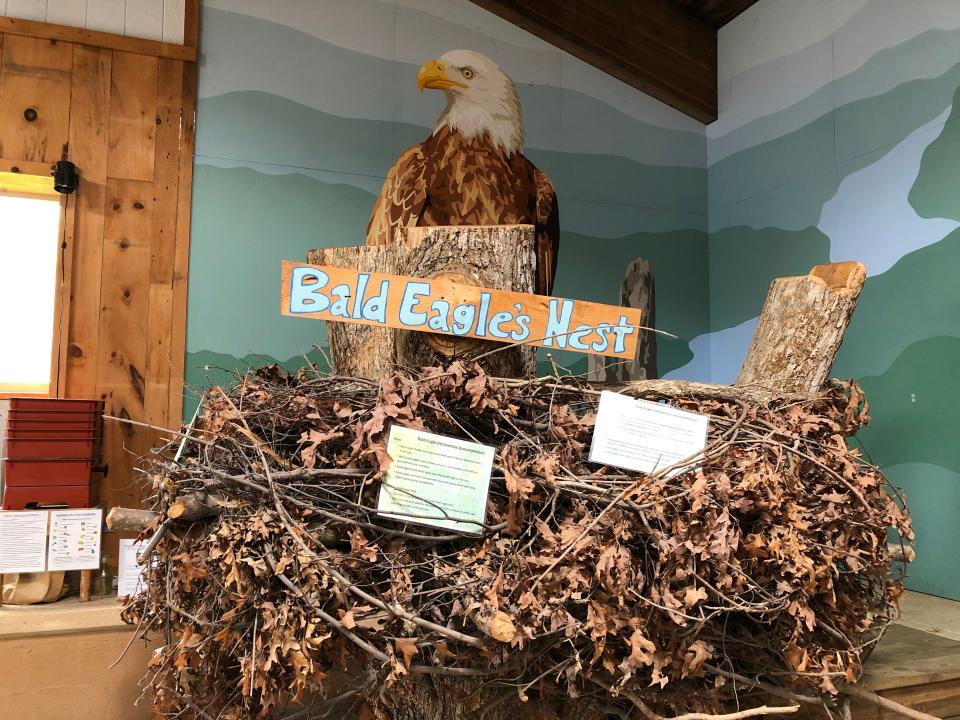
[366,50,560,295]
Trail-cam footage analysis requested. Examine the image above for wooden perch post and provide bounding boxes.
[589,257,657,382]
[307,224,537,380]
[736,262,866,394]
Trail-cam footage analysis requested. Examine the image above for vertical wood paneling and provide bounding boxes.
[143,58,182,427]
[97,177,155,565]
[0,35,72,163]
[124,0,162,41]
[45,0,86,27]
[168,60,195,422]
[107,51,157,180]
[84,0,125,36]
[5,0,45,21]
[65,44,111,398]
[162,0,185,44]
[182,0,197,47]
[0,28,196,569]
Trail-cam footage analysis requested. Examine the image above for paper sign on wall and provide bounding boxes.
[589,391,709,477]
[376,425,494,534]
[118,538,147,598]
[0,510,49,573]
[47,508,102,571]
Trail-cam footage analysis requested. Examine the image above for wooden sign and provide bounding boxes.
[280,260,642,358]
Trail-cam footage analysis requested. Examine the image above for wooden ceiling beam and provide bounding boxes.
[469,0,717,123]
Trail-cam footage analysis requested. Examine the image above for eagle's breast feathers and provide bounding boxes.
[366,126,560,294]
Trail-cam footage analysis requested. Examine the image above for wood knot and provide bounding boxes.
[112,201,121,211]
[23,108,38,122]
[68,343,84,359]
[119,239,131,249]
[133,201,145,210]
[10,166,19,173]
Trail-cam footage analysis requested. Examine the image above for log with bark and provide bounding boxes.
[589,256,658,381]
[736,262,866,394]
[307,224,537,379]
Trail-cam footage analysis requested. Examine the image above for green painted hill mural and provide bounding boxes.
[197,91,706,214]
[834,226,960,379]
[909,86,960,221]
[187,165,375,361]
[708,226,830,331]
[182,348,331,418]
[856,336,960,473]
[710,55,960,232]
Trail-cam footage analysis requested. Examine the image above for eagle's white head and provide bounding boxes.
[417,49,524,156]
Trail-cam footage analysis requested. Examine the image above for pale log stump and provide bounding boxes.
[736,262,866,394]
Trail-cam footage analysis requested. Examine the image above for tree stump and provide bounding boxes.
[589,257,657,381]
[736,262,866,394]
[307,225,537,380]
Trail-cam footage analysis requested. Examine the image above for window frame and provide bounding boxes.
[0,168,75,400]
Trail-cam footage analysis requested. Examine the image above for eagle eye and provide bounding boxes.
[460,67,475,80]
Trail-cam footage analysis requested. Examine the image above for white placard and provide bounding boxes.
[589,391,709,477]
[0,510,49,573]
[376,425,494,534]
[117,538,147,598]
[47,508,103,571]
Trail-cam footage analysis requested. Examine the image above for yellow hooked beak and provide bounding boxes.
[417,59,467,92]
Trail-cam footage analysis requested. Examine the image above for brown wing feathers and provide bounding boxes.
[365,145,429,245]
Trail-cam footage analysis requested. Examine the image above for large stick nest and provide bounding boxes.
[123,360,913,720]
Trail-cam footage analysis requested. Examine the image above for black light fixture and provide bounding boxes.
[52,160,79,194]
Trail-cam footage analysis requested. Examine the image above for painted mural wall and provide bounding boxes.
[185,0,710,402]
[705,0,960,599]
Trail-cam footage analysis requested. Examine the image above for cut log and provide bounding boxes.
[606,378,804,405]
[107,503,342,546]
[307,225,536,380]
[736,262,866,394]
[589,257,657,381]
[305,244,397,380]
[106,493,217,532]
[471,606,517,643]
[106,507,160,532]
[168,493,218,521]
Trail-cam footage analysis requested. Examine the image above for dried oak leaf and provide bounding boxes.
[682,586,709,608]
[681,640,713,677]
[394,637,419,668]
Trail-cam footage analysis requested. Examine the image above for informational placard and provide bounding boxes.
[376,425,494,534]
[47,508,102,571]
[589,391,709,477]
[0,510,49,573]
[280,260,642,358]
[117,538,147,598]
